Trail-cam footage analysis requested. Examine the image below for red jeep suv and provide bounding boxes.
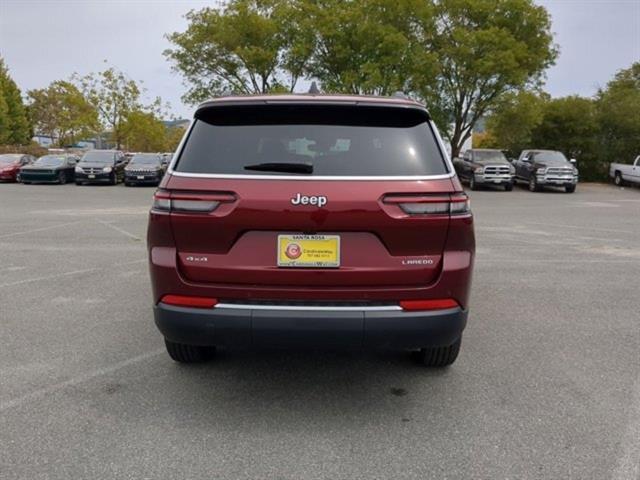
[147,94,475,367]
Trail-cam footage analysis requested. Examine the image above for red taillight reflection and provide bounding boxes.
[160,295,218,309]
[399,299,459,311]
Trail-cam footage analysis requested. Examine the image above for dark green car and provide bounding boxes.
[19,154,80,184]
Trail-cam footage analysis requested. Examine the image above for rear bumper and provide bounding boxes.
[154,302,467,349]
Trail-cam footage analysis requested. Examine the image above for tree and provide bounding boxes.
[120,110,168,152]
[530,96,600,180]
[164,126,186,152]
[597,62,640,168]
[482,90,548,156]
[421,0,557,157]
[28,81,99,147]
[165,0,311,103]
[75,67,145,149]
[304,0,437,95]
[0,57,32,144]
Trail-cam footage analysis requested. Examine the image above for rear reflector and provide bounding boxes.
[399,299,459,311]
[161,295,218,309]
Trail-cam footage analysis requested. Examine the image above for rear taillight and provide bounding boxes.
[160,295,218,309]
[383,193,470,215]
[152,190,235,213]
[400,299,459,311]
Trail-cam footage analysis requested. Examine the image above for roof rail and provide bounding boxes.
[393,91,409,99]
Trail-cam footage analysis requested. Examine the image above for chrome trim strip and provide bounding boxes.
[166,171,455,181]
[215,303,402,312]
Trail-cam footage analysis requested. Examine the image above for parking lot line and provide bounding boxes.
[0,259,146,288]
[96,219,143,241]
[0,348,164,413]
[0,221,81,239]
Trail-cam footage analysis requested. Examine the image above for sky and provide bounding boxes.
[1,0,639,119]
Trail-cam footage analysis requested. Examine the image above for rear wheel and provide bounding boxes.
[565,185,576,193]
[164,339,215,363]
[614,172,623,186]
[58,171,67,184]
[412,338,461,367]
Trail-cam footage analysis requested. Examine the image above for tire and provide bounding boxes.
[504,183,513,192]
[565,185,576,193]
[124,181,132,187]
[75,181,82,186]
[528,176,540,192]
[412,338,461,367]
[164,339,215,363]
[58,171,67,185]
[111,172,118,185]
[614,172,623,186]
[469,176,478,191]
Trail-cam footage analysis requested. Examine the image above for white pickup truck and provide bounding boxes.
[610,156,640,186]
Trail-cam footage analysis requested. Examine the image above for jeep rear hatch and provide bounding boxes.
[162,102,459,288]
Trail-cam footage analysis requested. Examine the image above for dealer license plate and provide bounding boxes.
[277,234,340,268]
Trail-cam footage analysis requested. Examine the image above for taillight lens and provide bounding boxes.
[399,202,449,215]
[152,190,235,213]
[449,194,471,214]
[160,295,218,308]
[383,193,470,215]
[171,199,219,212]
[400,299,459,311]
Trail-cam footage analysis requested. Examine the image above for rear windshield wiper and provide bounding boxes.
[244,162,313,174]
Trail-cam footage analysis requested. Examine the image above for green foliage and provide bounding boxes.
[165,0,307,103]
[74,67,144,149]
[164,127,186,152]
[483,90,548,156]
[530,96,600,180]
[596,62,640,167]
[483,62,640,181]
[422,0,557,157]
[165,0,557,157]
[0,57,32,145]
[27,81,99,147]
[304,0,437,95]
[121,110,168,152]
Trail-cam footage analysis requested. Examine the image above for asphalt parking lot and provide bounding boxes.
[1,182,639,479]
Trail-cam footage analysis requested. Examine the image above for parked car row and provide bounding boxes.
[453,148,579,193]
[0,151,173,186]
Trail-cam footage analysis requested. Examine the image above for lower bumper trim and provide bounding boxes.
[154,302,467,349]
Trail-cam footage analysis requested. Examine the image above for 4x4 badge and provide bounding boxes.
[291,193,327,207]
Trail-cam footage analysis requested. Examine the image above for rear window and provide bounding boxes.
[174,105,449,177]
